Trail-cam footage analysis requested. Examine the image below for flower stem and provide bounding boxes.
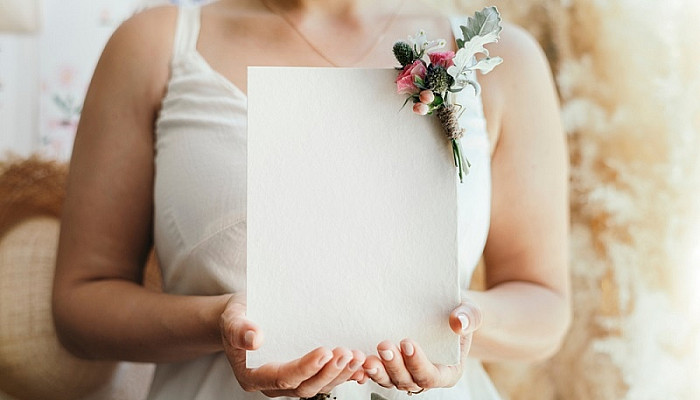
[452,138,470,183]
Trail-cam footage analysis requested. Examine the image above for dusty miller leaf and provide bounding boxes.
[457,7,503,58]
[460,6,503,45]
[370,393,389,400]
[472,56,503,74]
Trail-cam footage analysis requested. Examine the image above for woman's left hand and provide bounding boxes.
[362,300,482,394]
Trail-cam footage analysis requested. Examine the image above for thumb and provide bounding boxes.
[449,299,483,336]
[220,296,264,351]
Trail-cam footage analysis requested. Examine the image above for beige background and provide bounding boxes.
[453,0,700,398]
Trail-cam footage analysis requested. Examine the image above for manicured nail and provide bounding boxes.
[379,349,394,361]
[319,351,333,365]
[366,367,378,375]
[458,313,470,331]
[337,354,351,368]
[401,342,414,357]
[349,360,362,371]
[244,330,256,347]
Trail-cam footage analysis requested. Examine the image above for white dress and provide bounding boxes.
[148,5,501,400]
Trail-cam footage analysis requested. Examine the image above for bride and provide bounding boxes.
[52,0,571,398]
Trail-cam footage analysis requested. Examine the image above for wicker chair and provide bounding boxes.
[0,157,157,400]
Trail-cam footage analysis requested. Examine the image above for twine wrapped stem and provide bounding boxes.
[436,104,470,182]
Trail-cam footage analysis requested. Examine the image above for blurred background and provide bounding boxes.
[0,0,699,399]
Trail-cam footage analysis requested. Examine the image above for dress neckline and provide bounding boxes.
[189,51,249,100]
[183,5,468,103]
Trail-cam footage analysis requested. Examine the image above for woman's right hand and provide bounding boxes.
[220,293,367,398]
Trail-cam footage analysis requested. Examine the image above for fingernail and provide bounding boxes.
[319,351,333,365]
[366,367,378,375]
[458,313,470,331]
[349,360,362,371]
[244,330,255,347]
[336,354,351,368]
[379,349,394,361]
[401,342,414,356]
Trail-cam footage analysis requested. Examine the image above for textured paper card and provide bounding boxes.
[247,67,459,368]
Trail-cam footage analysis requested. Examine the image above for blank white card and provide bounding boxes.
[246,67,459,367]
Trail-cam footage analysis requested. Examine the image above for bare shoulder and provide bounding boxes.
[485,21,557,102]
[94,5,179,105]
[477,21,559,150]
[494,22,546,57]
[107,5,178,60]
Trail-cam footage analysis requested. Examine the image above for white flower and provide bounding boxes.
[408,29,446,56]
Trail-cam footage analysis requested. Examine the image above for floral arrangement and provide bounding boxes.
[393,6,503,182]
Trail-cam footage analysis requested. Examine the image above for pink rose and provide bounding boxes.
[395,60,427,95]
[428,51,455,68]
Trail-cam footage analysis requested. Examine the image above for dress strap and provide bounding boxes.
[448,16,466,45]
[447,15,478,83]
[173,6,201,58]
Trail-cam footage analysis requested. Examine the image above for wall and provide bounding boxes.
[0,0,207,159]
[0,0,143,159]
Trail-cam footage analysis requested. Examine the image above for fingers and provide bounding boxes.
[400,339,462,388]
[363,354,392,388]
[373,340,422,392]
[365,336,469,392]
[316,349,365,394]
[293,347,350,397]
[220,295,369,397]
[449,299,483,336]
[350,368,368,384]
[398,339,440,388]
[242,347,333,392]
[257,348,366,398]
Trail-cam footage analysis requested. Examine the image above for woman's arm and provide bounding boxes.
[467,23,571,362]
[52,7,230,363]
[52,8,362,396]
[364,23,571,391]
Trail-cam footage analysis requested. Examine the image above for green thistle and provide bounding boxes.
[392,41,415,67]
[424,64,453,94]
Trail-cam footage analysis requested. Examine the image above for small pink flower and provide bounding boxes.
[396,60,427,95]
[413,102,429,115]
[419,90,435,104]
[428,51,455,68]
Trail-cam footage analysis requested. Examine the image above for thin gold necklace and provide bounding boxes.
[260,0,406,67]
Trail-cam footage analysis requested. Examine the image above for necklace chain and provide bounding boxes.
[260,0,405,67]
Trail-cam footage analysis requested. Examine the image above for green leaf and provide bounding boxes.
[457,7,503,58]
[371,393,390,400]
[453,138,470,183]
[457,139,471,173]
[398,95,414,112]
[460,6,503,44]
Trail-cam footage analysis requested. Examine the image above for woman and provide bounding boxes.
[52,0,571,398]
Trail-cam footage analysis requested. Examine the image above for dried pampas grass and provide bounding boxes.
[0,156,67,238]
[451,0,700,398]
